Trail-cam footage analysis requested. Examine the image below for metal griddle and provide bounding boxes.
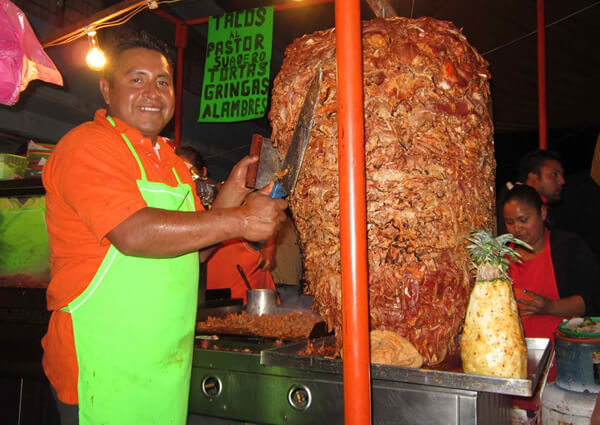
[189,337,551,425]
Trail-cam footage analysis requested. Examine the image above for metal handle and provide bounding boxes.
[236,264,252,291]
[248,182,287,250]
[269,181,288,199]
[245,134,263,189]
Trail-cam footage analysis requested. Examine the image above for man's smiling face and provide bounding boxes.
[99,47,174,143]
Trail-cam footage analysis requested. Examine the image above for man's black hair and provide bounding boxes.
[517,149,562,183]
[175,145,206,171]
[103,31,174,84]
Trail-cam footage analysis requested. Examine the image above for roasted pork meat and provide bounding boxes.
[268,17,495,365]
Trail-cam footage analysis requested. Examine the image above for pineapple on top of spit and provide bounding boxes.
[461,230,532,379]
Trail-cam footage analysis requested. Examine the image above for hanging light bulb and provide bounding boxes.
[85,29,106,71]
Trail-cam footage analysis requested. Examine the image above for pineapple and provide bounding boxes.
[460,230,531,379]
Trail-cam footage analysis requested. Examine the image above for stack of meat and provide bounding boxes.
[268,17,495,365]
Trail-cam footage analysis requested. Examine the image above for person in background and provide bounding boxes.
[518,149,566,204]
[176,145,221,209]
[176,145,279,305]
[42,33,287,425]
[503,185,599,376]
[552,169,600,263]
[207,236,278,304]
[497,149,565,234]
[503,184,598,421]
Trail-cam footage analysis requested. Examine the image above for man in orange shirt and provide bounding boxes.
[42,33,287,425]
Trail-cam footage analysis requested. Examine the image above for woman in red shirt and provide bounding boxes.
[504,186,582,334]
[502,184,599,419]
[503,184,597,383]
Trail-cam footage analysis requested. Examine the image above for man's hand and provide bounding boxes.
[105,155,286,258]
[258,238,277,271]
[212,155,256,209]
[238,191,287,242]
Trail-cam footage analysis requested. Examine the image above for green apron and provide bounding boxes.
[61,118,199,425]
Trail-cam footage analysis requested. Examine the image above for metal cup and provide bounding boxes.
[246,289,278,316]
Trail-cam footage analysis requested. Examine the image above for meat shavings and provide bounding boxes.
[274,167,289,178]
[297,339,338,358]
[269,17,494,366]
[196,311,321,340]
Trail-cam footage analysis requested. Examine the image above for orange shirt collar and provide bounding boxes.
[93,109,167,148]
[93,109,175,165]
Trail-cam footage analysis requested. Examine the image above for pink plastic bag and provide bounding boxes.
[0,0,62,105]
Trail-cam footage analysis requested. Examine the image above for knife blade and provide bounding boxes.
[245,69,322,198]
[271,68,322,198]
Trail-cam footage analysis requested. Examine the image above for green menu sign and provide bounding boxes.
[199,6,274,123]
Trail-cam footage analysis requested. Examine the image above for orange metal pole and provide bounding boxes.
[537,0,547,149]
[152,8,182,25]
[174,23,187,147]
[335,1,372,424]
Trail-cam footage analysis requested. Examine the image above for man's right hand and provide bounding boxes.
[212,155,256,210]
[238,191,287,242]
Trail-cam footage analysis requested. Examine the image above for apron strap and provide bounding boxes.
[105,115,193,211]
[172,168,183,184]
[106,115,147,182]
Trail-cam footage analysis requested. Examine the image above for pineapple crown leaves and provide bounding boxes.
[467,229,533,275]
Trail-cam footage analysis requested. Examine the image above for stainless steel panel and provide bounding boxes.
[189,336,535,424]
[476,392,512,425]
[189,363,512,425]
[371,380,511,425]
[190,341,511,425]
[261,337,551,397]
[189,366,346,425]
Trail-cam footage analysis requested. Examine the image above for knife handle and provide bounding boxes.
[246,134,263,189]
[269,182,288,199]
[249,182,287,250]
[248,183,287,250]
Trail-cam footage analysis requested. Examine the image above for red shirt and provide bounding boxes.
[509,230,562,383]
[42,109,201,404]
[207,238,275,304]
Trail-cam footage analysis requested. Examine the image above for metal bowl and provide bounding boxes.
[246,289,278,316]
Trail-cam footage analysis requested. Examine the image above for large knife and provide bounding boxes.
[246,68,322,198]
